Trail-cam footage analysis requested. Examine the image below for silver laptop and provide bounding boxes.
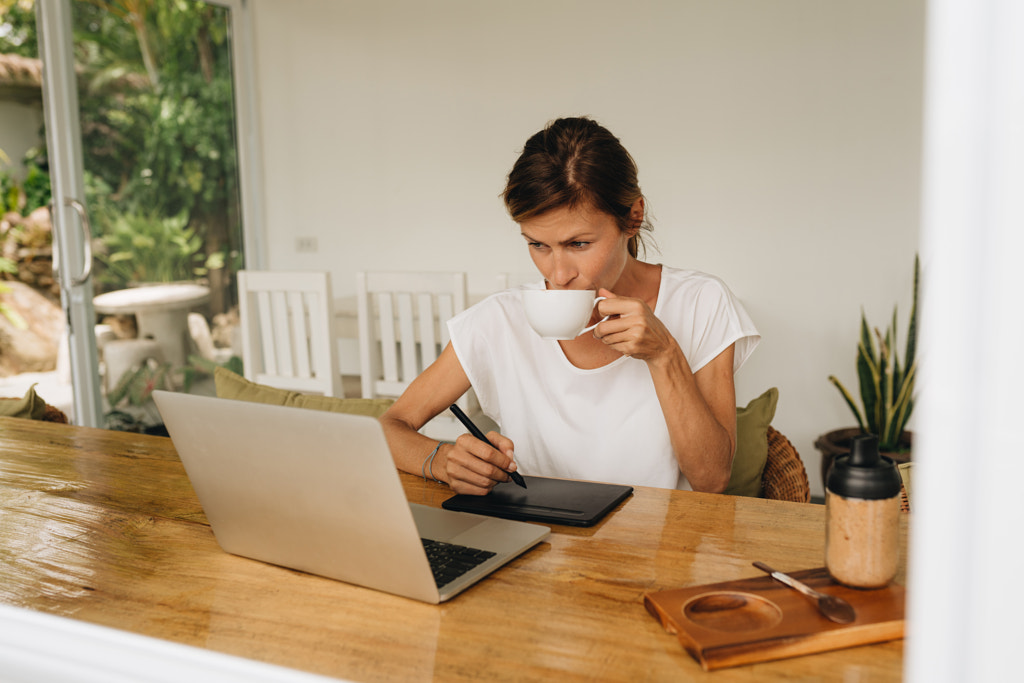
[152,391,550,604]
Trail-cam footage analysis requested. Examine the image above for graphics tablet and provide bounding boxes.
[442,476,633,527]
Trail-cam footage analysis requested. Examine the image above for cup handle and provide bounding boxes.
[578,296,609,336]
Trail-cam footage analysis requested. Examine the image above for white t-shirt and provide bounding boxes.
[447,266,760,490]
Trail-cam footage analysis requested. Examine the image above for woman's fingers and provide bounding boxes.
[442,433,516,495]
[485,431,518,470]
[593,303,674,361]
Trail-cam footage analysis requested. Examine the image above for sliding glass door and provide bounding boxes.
[23,0,261,428]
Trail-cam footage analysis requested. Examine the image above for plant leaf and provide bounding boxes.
[0,303,27,330]
[835,255,920,447]
[876,326,892,436]
[891,305,902,385]
[884,361,917,447]
[107,364,146,408]
[829,375,867,431]
[905,254,920,373]
[857,327,880,434]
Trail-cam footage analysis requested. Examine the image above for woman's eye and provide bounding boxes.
[528,242,547,250]
[570,241,589,249]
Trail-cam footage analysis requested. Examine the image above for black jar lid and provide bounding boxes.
[826,434,902,500]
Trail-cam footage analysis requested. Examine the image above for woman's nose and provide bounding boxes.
[548,253,576,288]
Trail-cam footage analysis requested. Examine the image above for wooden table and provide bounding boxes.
[0,418,906,681]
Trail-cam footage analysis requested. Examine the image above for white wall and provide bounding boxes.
[0,101,43,176]
[250,0,924,497]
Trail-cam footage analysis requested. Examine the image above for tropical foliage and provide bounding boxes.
[0,0,243,292]
[105,352,242,431]
[0,282,26,328]
[829,256,919,451]
[94,209,207,285]
[1,154,50,217]
[1,147,46,326]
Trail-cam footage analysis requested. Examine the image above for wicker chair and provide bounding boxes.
[759,426,810,503]
[898,462,911,512]
[40,404,69,423]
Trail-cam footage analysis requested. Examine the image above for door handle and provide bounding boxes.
[52,197,94,288]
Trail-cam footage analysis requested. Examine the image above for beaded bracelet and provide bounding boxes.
[422,441,454,483]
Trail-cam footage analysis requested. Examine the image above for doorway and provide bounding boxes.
[0,0,258,429]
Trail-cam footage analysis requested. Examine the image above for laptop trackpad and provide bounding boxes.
[411,503,488,542]
[411,502,549,556]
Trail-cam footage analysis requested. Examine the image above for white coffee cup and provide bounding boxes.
[521,289,608,340]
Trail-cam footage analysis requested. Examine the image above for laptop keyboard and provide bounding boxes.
[421,539,496,588]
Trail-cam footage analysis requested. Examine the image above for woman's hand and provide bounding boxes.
[592,288,678,363]
[380,342,516,493]
[436,431,519,496]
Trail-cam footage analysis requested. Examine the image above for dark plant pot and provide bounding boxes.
[144,423,170,437]
[814,427,913,490]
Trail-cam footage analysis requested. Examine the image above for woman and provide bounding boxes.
[380,117,759,495]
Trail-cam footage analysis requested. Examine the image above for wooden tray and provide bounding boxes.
[644,567,904,670]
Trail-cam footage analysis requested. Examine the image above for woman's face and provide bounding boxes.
[520,202,640,291]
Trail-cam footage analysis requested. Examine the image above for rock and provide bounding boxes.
[0,280,64,377]
[211,306,240,350]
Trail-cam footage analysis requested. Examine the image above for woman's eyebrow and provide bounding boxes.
[520,231,594,245]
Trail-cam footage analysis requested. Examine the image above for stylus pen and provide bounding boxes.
[448,404,527,489]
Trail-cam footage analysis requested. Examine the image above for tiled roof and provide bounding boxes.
[0,53,42,103]
[0,53,42,87]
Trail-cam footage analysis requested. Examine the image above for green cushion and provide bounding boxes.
[213,367,393,418]
[0,385,48,420]
[724,387,779,497]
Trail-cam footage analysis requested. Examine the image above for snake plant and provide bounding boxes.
[828,255,919,452]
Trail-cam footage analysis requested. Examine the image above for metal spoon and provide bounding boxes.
[753,561,856,624]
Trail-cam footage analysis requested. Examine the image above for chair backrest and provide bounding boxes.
[237,270,342,397]
[897,461,912,512]
[356,271,467,404]
[760,426,811,503]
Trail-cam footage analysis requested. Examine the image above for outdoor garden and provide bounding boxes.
[1,0,245,428]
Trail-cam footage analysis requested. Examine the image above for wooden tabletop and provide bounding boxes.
[0,417,906,681]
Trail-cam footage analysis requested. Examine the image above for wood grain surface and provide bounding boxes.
[645,567,905,670]
[0,417,908,681]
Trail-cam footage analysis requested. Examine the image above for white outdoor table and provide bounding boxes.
[93,283,210,368]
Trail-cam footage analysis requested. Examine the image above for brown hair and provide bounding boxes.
[502,117,653,258]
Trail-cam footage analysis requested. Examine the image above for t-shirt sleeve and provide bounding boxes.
[671,274,760,374]
[446,295,502,418]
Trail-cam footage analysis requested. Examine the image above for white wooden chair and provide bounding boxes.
[356,271,492,439]
[237,270,342,397]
